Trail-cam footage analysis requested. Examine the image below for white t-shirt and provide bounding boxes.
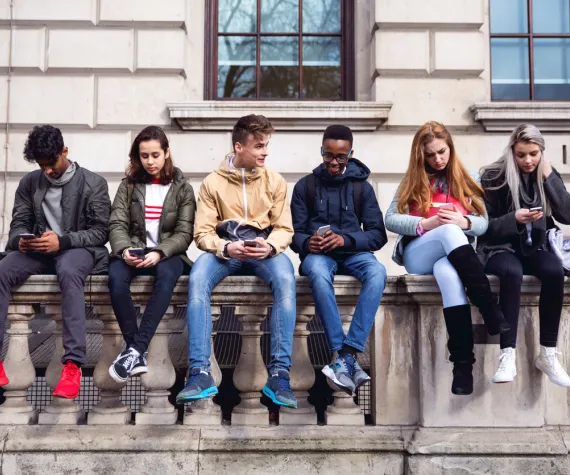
[145,182,171,248]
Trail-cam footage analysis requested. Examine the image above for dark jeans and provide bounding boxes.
[485,250,564,349]
[0,249,94,365]
[108,256,184,354]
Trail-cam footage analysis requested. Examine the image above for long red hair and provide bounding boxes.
[397,121,485,217]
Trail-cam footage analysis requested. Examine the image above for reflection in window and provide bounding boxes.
[214,0,346,100]
[490,0,570,100]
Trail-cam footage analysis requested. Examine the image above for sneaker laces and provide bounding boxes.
[61,362,80,382]
[187,370,206,385]
[276,373,292,392]
[497,350,514,373]
[342,355,357,377]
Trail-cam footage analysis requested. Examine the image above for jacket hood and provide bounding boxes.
[172,167,186,184]
[214,153,263,184]
[312,158,370,184]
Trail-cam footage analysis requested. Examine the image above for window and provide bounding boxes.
[490,0,570,100]
[205,0,355,100]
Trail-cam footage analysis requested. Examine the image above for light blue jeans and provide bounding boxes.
[403,224,469,308]
[187,252,296,374]
[300,252,386,353]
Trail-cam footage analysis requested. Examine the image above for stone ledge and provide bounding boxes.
[168,101,393,132]
[470,102,570,132]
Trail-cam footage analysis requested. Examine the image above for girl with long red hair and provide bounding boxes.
[385,121,509,396]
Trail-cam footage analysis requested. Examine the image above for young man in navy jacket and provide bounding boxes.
[291,125,387,395]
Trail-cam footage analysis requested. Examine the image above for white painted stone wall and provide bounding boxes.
[0,0,568,275]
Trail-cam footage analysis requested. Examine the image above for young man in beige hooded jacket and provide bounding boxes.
[176,114,298,409]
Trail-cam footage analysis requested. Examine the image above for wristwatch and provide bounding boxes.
[464,216,472,230]
[268,244,277,257]
[222,242,231,259]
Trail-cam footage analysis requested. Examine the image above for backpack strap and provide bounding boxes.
[353,180,364,219]
[305,174,317,214]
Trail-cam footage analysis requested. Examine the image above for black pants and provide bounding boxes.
[108,256,184,354]
[0,249,94,365]
[485,250,564,349]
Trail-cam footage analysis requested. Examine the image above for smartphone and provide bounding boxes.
[438,203,455,210]
[243,240,259,248]
[18,233,36,240]
[128,248,145,258]
[529,206,543,212]
[317,225,331,236]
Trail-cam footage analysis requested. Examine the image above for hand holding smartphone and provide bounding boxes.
[316,225,331,237]
[128,248,145,258]
[19,233,36,240]
[529,206,543,212]
[243,240,259,248]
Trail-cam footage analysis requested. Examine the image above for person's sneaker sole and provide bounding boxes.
[492,373,516,384]
[535,359,570,387]
[130,366,148,377]
[321,365,354,396]
[262,386,297,408]
[175,386,218,404]
[108,365,128,384]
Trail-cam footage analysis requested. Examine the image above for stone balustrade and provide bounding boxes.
[1,274,569,430]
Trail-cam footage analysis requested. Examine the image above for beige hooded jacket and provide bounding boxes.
[194,156,293,258]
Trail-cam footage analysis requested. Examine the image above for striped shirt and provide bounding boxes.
[145,179,171,248]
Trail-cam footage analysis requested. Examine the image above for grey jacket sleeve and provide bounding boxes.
[544,170,570,225]
[464,173,488,237]
[384,191,422,236]
[7,174,35,250]
[65,176,111,249]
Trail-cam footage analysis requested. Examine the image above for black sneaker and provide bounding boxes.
[130,352,148,377]
[108,348,139,383]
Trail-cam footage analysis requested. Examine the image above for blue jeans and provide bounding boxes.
[403,224,469,308]
[300,252,386,353]
[187,252,296,373]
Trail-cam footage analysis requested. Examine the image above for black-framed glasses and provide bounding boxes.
[321,148,353,163]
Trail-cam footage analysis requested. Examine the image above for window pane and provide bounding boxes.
[491,38,530,100]
[490,0,528,33]
[261,0,298,32]
[534,38,570,100]
[302,36,341,99]
[260,37,299,98]
[303,0,340,33]
[218,36,257,98]
[532,0,570,33]
[219,0,256,33]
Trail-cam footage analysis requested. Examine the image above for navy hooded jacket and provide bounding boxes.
[291,158,388,261]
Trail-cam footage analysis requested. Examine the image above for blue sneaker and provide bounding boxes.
[322,354,356,396]
[262,370,297,408]
[352,358,371,389]
[176,368,218,403]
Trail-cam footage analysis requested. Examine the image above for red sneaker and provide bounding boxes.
[53,361,81,399]
[0,361,9,386]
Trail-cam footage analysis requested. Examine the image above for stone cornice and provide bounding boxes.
[470,102,570,132]
[168,101,392,132]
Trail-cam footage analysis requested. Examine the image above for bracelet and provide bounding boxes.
[416,221,426,237]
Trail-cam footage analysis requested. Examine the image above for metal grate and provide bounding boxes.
[355,379,371,416]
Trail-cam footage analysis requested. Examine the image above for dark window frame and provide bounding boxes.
[490,0,570,101]
[204,0,355,101]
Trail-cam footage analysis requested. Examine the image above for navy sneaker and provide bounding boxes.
[322,354,356,396]
[109,348,139,383]
[176,368,218,403]
[352,358,371,389]
[262,370,297,408]
[130,352,148,377]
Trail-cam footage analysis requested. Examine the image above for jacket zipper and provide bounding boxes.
[241,168,248,221]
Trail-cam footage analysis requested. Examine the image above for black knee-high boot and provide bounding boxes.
[444,304,475,395]
[447,244,510,336]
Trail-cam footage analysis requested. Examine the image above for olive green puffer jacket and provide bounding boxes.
[109,167,196,266]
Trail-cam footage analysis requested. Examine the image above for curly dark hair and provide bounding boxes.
[232,114,274,151]
[23,125,65,164]
[126,126,174,185]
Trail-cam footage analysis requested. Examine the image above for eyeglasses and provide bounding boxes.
[321,148,353,163]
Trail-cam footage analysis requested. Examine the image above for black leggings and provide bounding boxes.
[485,250,564,349]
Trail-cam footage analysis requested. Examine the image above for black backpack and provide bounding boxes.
[305,174,364,219]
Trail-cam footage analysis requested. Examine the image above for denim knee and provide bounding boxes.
[363,262,387,289]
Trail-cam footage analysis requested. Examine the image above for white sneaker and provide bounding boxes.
[492,347,517,383]
[535,346,570,387]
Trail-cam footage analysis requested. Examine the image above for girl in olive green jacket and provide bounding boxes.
[107,125,196,383]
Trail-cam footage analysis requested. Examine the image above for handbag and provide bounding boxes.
[546,228,570,273]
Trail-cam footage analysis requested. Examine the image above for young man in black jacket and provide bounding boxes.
[0,125,111,398]
[291,125,388,395]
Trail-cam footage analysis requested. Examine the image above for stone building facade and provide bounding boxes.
[0,0,568,275]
